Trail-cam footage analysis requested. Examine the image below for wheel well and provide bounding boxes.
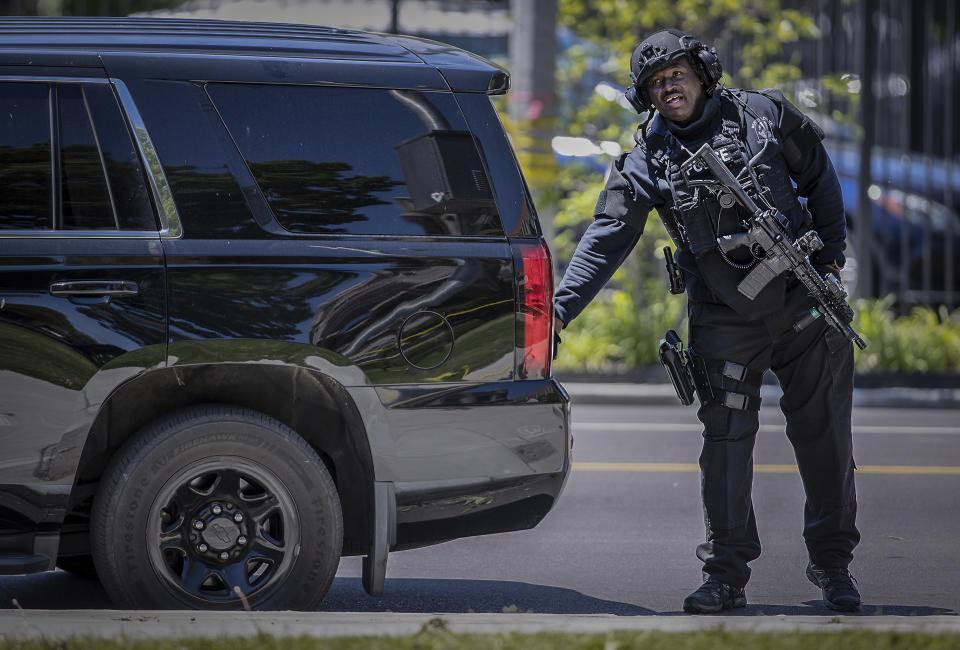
[70,363,374,557]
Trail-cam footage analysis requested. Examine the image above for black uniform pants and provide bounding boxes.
[688,282,860,588]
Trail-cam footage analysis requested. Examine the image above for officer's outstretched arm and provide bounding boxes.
[554,151,662,326]
[554,216,641,327]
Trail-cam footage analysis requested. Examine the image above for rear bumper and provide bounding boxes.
[392,464,567,550]
[355,378,570,549]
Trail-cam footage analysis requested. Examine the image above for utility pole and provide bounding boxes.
[508,0,557,197]
[390,0,399,34]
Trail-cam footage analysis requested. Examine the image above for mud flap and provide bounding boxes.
[362,481,396,597]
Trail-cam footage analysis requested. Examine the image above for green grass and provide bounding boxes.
[3,630,960,650]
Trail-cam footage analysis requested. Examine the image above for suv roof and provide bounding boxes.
[0,16,509,92]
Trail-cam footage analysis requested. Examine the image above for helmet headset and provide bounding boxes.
[624,29,723,114]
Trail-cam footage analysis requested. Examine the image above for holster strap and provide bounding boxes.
[719,391,762,411]
[705,359,764,411]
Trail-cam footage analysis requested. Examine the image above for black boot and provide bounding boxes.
[806,562,861,611]
[682,577,747,613]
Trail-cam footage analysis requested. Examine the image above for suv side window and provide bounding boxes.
[82,84,157,231]
[0,83,52,230]
[124,79,262,239]
[206,84,503,237]
[60,84,116,229]
[0,81,155,232]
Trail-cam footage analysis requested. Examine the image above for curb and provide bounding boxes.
[1,611,959,640]
[560,381,960,409]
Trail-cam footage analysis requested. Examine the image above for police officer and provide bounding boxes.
[553,29,862,613]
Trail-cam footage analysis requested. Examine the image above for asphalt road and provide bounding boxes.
[1,402,958,617]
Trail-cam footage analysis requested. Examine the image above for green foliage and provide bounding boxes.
[552,0,822,165]
[555,279,687,372]
[852,297,960,373]
[557,293,960,375]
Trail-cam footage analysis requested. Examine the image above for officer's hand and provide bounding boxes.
[816,262,843,280]
[552,316,564,360]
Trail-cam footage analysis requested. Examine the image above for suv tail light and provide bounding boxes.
[513,240,555,379]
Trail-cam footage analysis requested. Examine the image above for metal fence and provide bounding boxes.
[787,0,958,308]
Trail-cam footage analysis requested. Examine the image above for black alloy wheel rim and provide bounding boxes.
[146,456,301,606]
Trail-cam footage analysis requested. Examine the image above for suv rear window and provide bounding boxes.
[0,81,155,232]
[206,84,503,237]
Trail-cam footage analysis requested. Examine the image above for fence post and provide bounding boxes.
[856,0,877,299]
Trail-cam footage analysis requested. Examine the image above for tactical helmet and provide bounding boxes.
[624,28,723,114]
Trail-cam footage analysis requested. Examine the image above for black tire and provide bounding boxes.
[56,555,99,581]
[91,405,342,610]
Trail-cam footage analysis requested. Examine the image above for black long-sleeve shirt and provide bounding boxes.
[554,89,845,326]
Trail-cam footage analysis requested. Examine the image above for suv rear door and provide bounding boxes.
[122,75,517,387]
[0,77,165,535]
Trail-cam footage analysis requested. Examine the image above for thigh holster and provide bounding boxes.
[703,359,763,411]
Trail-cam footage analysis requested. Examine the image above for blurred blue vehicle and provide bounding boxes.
[827,141,960,304]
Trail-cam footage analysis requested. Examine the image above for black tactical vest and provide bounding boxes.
[641,89,814,317]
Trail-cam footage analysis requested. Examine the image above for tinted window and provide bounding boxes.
[127,79,261,238]
[207,84,502,237]
[0,83,52,230]
[455,93,538,237]
[83,84,156,231]
[60,84,115,229]
[0,82,156,232]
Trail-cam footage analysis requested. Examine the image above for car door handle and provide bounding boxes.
[49,280,139,297]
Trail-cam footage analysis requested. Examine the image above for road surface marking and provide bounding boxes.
[572,462,960,475]
[575,422,960,435]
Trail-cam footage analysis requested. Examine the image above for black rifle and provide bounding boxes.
[679,143,867,350]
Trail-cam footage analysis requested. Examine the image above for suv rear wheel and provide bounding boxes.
[91,405,342,610]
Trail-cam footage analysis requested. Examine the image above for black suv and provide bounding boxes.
[0,17,570,610]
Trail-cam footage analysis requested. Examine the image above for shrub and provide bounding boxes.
[555,290,960,375]
[852,297,960,373]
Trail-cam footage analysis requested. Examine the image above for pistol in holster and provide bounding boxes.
[658,330,713,406]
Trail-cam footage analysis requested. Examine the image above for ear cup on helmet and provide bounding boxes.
[624,82,649,114]
[694,44,723,89]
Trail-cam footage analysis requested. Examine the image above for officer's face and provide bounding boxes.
[645,57,705,125]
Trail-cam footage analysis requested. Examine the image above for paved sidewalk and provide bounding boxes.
[1,610,959,640]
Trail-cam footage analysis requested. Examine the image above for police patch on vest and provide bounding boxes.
[753,116,777,145]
